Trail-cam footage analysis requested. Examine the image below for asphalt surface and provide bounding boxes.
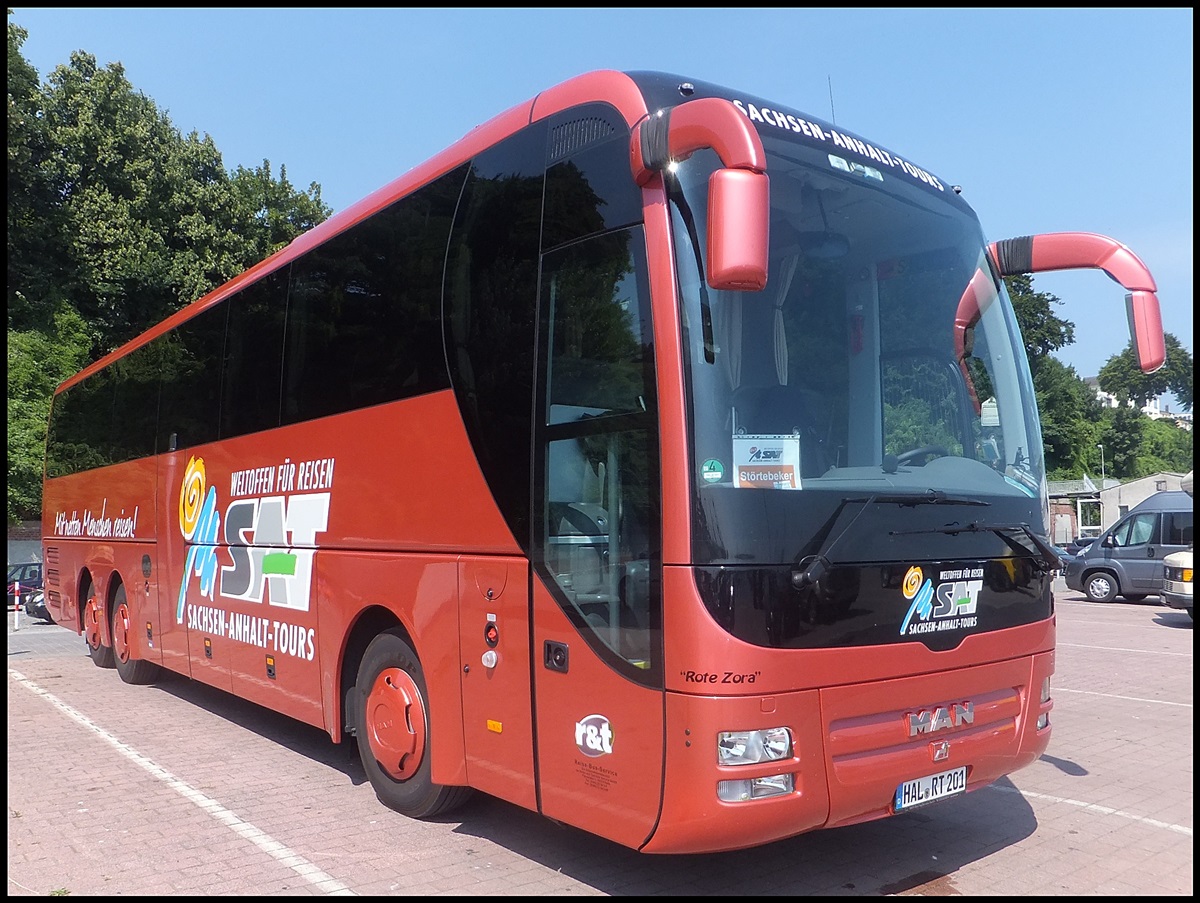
[7,578,1192,896]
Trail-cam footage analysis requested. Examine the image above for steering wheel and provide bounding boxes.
[895,445,952,466]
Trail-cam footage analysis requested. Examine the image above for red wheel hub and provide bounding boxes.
[84,596,103,649]
[114,601,132,663]
[364,667,426,780]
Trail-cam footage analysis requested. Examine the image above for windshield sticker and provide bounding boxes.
[175,454,335,662]
[900,565,982,636]
[733,434,801,489]
[701,459,726,484]
[731,99,945,193]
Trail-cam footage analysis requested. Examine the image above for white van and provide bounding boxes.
[1161,470,1193,618]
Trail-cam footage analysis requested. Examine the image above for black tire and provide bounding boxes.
[1083,571,1119,604]
[84,589,116,668]
[112,585,161,685]
[1122,594,1148,603]
[352,629,473,818]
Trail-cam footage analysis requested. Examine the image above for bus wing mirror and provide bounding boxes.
[632,97,769,291]
[989,232,1166,373]
[707,168,770,290]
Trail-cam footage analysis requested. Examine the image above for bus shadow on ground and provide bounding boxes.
[137,665,1040,895]
[147,667,368,784]
[445,775,1039,895]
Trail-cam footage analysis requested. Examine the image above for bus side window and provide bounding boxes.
[538,227,659,669]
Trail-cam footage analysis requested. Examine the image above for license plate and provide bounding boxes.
[894,766,967,812]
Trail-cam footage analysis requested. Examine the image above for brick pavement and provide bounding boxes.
[7,581,1192,896]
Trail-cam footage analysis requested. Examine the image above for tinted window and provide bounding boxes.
[46,339,164,475]
[1164,511,1193,545]
[221,270,288,439]
[536,227,661,682]
[445,124,548,548]
[46,371,116,477]
[543,106,641,250]
[282,167,465,424]
[109,341,161,462]
[158,304,226,452]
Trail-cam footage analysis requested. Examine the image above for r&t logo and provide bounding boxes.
[575,714,614,757]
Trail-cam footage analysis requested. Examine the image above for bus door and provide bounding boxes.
[530,232,666,851]
[457,555,537,811]
[157,449,216,679]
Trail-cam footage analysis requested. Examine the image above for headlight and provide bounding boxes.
[717,773,795,801]
[717,727,793,766]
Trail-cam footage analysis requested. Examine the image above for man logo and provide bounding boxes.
[907,701,974,737]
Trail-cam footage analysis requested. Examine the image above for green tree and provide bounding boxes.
[1032,357,1104,478]
[1137,416,1194,476]
[6,14,331,522]
[1105,405,1144,479]
[1002,273,1075,376]
[7,309,93,523]
[1097,333,1193,411]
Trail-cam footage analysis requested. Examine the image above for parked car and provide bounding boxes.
[6,561,43,607]
[23,589,54,624]
[1064,490,1194,603]
[1064,535,1098,556]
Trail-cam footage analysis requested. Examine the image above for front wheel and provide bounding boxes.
[1122,593,1148,603]
[112,585,161,685]
[84,591,115,668]
[1083,572,1119,604]
[352,629,473,819]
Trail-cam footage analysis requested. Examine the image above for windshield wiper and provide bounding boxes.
[848,490,990,508]
[792,492,992,589]
[889,521,1061,570]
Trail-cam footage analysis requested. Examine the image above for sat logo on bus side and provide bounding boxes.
[175,454,333,623]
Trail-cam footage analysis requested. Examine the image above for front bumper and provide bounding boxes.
[1162,579,1192,611]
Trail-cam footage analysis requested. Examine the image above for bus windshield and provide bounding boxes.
[668,133,1046,567]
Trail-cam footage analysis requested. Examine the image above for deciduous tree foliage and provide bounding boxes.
[1097,333,1193,411]
[1002,275,1192,482]
[7,15,330,522]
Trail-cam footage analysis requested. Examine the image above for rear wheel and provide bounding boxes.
[352,629,472,819]
[84,591,115,668]
[1083,572,1119,604]
[112,585,161,685]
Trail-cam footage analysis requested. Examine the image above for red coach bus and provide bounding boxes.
[41,70,1165,854]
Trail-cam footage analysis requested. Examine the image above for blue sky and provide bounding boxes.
[10,8,1193,406]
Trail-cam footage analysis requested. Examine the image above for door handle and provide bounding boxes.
[1147,547,1156,557]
